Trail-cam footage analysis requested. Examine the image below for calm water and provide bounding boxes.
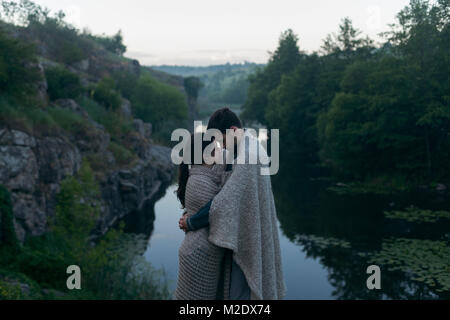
[142,185,334,300]
[134,179,449,300]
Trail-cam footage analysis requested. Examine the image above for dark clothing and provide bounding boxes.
[186,200,212,231]
[231,259,251,300]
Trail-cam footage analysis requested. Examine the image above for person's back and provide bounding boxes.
[174,164,230,300]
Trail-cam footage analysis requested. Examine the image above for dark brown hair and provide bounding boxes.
[207,107,242,133]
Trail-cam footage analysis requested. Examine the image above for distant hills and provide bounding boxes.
[151,62,264,78]
[152,62,265,117]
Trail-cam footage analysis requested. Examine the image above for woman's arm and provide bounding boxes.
[182,164,232,232]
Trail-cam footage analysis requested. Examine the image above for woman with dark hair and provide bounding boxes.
[174,133,230,300]
[177,108,285,300]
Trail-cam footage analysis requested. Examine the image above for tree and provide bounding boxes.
[131,75,188,131]
[382,0,450,176]
[245,0,449,183]
[0,0,49,26]
[89,30,127,56]
[184,76,203,100]
[92,77,122,111]
[321,17,374,59]
[265,54,323,176]
[318,45,449,181]
[45,66,82,101]
[242,29,301,124]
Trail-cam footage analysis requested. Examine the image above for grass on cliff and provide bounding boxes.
[0,162,169,300]
[0,95,138,170]
[76,96,133,141]
[0,97,88,136]
[1,11,189,147]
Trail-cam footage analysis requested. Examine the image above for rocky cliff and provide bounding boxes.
[0,20,186,244]
[0,107,175,243]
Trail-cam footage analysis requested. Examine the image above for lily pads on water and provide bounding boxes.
[384,206,450,223]
[368,238,450,292]
[296,234,351,250]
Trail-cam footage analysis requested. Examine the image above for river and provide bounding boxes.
[136,179,449,300]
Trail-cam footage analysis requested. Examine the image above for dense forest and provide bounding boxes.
[242,0,449,192]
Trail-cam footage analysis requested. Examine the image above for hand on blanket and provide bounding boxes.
[179,214,189,233]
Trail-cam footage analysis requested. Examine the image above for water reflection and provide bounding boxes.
[135,185,334,299]
[272,173,450,300]
[122,173,450,299]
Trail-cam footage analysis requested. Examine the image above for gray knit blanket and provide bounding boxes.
[208,131,287,300]
[174,164,231,300]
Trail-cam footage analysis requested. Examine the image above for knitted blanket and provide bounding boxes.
[208,131,286,300]
[174,164,231,300]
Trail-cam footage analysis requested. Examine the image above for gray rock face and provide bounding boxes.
[35,62,49,104]
[95,145,174,237]
[23,61,48,105]
[54,99,111,153]
[0,129,81,241]
[133,119,152,140]
[55,99,88,116]
[73,59,90,72]
[120,98,132,119]
[0,118,174,243]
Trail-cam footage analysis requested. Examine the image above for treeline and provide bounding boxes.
[0,0,126,63]
[242,0,449,188]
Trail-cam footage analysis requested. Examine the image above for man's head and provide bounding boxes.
[207,108,242,150]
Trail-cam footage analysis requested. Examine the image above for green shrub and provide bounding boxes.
[46,106,86,134]
[131,75,188,131]
[45,66,83,100]
[92,77,122,111]
[51,161,100,249]
[87,30,127,56]
[0,268,44,300]
[44,161,168,299]
[98,112,132,142]
[0,98,59,134]
[77,96,133,142]
[108,142,135,166]
[82,232,170,299]
[28,18,91,65]
[112,71,139,100]
[6,161,100,290]
[0,280,22,300]
[0,27,41,103]
[0,98,30,131]
[8,244,68,290]
[0,160,169,299]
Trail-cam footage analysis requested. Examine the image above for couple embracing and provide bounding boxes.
[174,108,286,300]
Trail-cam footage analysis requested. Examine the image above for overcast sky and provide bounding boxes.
[32,0,410,66]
